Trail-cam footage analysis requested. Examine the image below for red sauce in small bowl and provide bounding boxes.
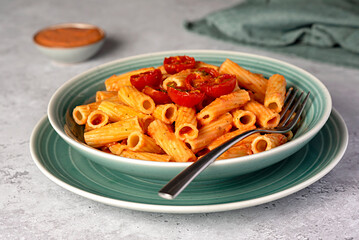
[34,24,104,48]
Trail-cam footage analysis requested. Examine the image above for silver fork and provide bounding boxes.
[158,87,311,200]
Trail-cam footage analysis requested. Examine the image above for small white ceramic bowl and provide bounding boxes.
[47,50,332,181]
[33,23,105,63]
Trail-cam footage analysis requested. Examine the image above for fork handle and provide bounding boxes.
[158,129,258,199]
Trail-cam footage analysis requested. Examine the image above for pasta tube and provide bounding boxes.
[156,65,172,80]
[231,109,256,130]
[148,119,196,162]
[251,133,287,153]
[138,116,155,133]
[98,101,149,122]
[284,130,293,140]
[84,116,143,147]
[84,122,94,132]
[264,74,287,113]
[175,106,198,140]
[120,150,172,162]
[217,144,252,160]
[197,90,250,125]
[233,132,261,147]
[219,59,268,102]
[194,61,219,71]
[117,86,155,114]
[72,102,100,125]
[86,110,109,129]
[98,101,154,131]
[207,126,257,150]
[127,131,164,154]
[243,101,280,128]
[109,143,128,155]
[95,91,118,102]
[162,69,192,90]
[105,67,155,91]
[186,113,233,153]
[156,65,166,74]
[152,103,177,124]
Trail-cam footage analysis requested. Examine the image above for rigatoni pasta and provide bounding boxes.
[152,103,177,124]
[120,150,172,162]
[84,116,143,147]
[148,119,196,162]
[127,131,164,154]
[217,144,252,160]
[251,133,287,154]
[207,127,257,151]
[162,69,191,90]
[175,106,198,141]
[197,90,250,125]
[231,109,256,130]
[96,91,118,102]
[219,58,268,103]
[194,61,220,71]
[72,102,100,125]
[243,101,280,128]
[98,101,148,122]
[117,86,155,114]
[86,110,109,129]
[264,74,287,113]
[105,67,155,91]
[109,143,128,155]
[186,113,233,153]
[72,56,292,162]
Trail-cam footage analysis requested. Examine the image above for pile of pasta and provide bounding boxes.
[72,58,290,162]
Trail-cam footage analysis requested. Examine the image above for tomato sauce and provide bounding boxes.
[34,26,104,48]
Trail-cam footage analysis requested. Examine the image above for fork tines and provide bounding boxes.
[279,87,310,128]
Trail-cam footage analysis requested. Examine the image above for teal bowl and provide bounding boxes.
[47,50,332,180]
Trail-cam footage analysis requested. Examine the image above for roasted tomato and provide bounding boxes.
[163,56,196,74]
[130,69,162,91]
[195,67,219,78]
[142,86,172,104]
[185,68,234,98]
[167,85,205,108]
[185,67,219,90]
[201,74,236,98]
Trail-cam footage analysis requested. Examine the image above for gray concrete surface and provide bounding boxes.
[1,0,358,239]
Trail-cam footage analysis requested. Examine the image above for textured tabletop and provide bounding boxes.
[1,0,358,239]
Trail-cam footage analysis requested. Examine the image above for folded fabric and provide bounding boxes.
[185,0,359,68]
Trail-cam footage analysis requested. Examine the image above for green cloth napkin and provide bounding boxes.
[185,0,359,68]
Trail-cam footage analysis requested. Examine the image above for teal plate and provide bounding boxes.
[30,109,348,213]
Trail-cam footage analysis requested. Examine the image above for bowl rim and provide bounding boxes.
[33,22,106,49]
[47,49,332,168]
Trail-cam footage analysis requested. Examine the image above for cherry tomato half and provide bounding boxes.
[195,67,219,78]
[130,69,162,91]
[185,67,219,90]
[142,86,172,105]
[163,56,196,74]
[167,85,205,108]
[200,74,237,98]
